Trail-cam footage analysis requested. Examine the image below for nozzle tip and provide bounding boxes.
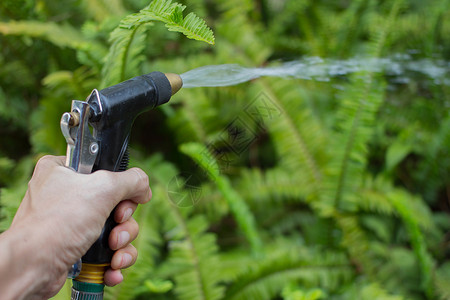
[165,73,183,96]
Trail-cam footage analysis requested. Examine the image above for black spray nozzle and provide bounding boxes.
[86,71,182,173]
[69,72,182,297]
[88,71,182,124]
[81,72,182,262]
[80,71,182,264]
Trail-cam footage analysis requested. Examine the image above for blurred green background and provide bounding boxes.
[0,0,449,299]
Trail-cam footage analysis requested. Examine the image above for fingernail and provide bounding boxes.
[118,231,130,248]
[121,253,132,267]
[114,270,123,285]
[121,208,133,223]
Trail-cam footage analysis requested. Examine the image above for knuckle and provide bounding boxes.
[27,178,35,191]
[34,155,54,172]
[132,219,140,237]
[39,155,54,163]
[129,244,138,257]
[131,168,150,192]
[93,170,116,188]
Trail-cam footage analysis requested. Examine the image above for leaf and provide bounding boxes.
[0,21,107,68]
[122,0,214,45]
[101,0,214,87]
[225,246,352,300]
[180,142,262,254]
[168,215,224,300]
[389,189,435,299]
[144,279,174,293]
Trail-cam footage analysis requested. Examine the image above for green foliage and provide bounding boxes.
[101,0,214,87]
[224,245,352,300]
[0,0,448,300]
[180,142,262,253]
[121,0,215,44]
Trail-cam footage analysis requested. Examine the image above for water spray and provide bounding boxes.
[61,72,182,299]
[180,56,450,88]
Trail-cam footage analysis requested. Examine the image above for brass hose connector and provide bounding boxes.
[75,263,109,284]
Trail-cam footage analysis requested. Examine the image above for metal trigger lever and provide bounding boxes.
[61,100,98,174]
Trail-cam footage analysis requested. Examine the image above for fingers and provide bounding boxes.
[105,215,139,287]
[104,269,123,287]
[114,200,138,223]
[33,155,66,175]
[110,244,138,270]
[109,217,139,250]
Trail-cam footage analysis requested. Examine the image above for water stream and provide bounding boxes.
[180,55,450,88]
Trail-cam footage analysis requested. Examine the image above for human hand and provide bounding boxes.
[5,155,151,299]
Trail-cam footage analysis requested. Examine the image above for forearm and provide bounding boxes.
[0,224,50,300]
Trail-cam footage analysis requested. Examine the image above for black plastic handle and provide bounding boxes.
[82,72,172,264]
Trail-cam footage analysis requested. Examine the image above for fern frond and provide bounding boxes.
[238,168,308,205]
[358,176,397,216]
[121,0,214,44]
[334,213,374,273]
[101,0,214,87]
[125,154,224,300]
[251,79,327,196]
[322,74,385,213]
[359,175,438,233]
[366,0,404,57]
[167,215,224,300]
[0,21,83,48]
[342,281,404,300]
[0,21,107,68]
[165,12,214,45]
[100,24,148,87]
[225,246,353,300]
[435,262,450,300]
[180,142,262,253]
[388,189,435,299]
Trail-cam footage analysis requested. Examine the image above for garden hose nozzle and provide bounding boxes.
[61,72,182,300]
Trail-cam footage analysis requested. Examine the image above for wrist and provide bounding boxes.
[0,223,51,299]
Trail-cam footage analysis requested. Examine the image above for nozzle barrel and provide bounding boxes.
[164,73,183,95]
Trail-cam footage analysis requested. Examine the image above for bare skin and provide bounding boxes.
[0,155,151,300]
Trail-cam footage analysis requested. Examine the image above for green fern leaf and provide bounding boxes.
[121,0,214,44]
[0,21,107,68]
[168,215,224,300]
[0,21,83,48]
[165,12,215,45]
[341,281,404,300]
[101,24,149,88]
[119,154,224,300]
[101,0,214,87]
[389,190,435,299]
[321,73,385,213]
[248,79,327,197]
[238,168,308,205]
[180,142,262,253]
[225,246,352,300]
